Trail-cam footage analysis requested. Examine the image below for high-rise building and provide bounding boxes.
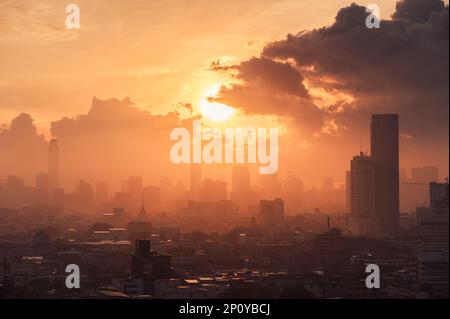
[258,198,284,226]
[371,114,399,234]
[416,181,448,298]
[418,181,449,244]
[430,181,449,211]
[137,200,149,222]
[131,239,173,292]
[346,171,351,213]
[48,139,60,190]
[348,153,378,235]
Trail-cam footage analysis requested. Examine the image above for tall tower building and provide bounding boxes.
[349,153,378,235]
[430,181,449,211]
[346,171,351,213]
[48,139,60,190]
[371,114,399,234]
[190,164,202,200]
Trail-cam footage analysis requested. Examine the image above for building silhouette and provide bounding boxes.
[417,181,449,298]
[258,198,284,227]
[48,139,60,190]
[348,152,378,236]
[371,114,399,234]
[346,171,351,213]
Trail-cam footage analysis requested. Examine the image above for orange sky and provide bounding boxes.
[0,0,448,187]
[0,0,402,130]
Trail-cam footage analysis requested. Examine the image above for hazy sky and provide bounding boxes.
[0,0,448,188]
[0,0,402,127]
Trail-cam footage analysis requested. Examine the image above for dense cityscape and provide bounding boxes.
[0,114,448,299]
[0,0,448,304]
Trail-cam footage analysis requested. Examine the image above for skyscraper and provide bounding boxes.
[371,114,399,234]
[430,181,449,212]
[48,139,60,190]
[349,152,378,235]
[417,181,449,298]
[346,171,351,213]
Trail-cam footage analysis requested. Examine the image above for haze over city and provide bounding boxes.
[0,0,448,190]
[0,0,448,300]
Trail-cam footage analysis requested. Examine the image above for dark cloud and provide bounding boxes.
[263,2,448,95]
[393,0,446,23]
[214,0,448,141]
[213,57,308,98]
[210,0,448,175]
[212,56,323,134]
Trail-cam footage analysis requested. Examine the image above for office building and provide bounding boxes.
[348,153,378,236]
[371,114,399,233]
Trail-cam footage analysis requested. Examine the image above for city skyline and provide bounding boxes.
[1,0,449,189]
[0,0,448,301]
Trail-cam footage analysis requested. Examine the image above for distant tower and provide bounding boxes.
[48,139,60,190]
[371,114,399,234]
[138,192,148,221]
[345,171,351,213]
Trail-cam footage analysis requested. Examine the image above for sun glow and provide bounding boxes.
[199,83,235,122]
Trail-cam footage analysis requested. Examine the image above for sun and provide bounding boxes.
[199,83,235,122]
